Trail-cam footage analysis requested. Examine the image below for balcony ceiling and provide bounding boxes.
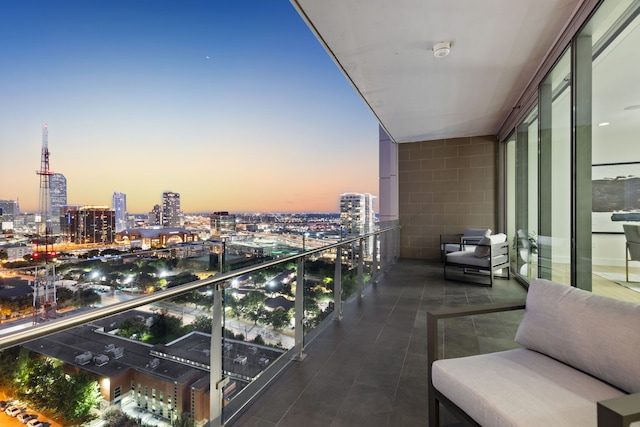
[292,0,584,143]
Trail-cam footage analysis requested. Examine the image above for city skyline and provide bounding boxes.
[0,1,379,214]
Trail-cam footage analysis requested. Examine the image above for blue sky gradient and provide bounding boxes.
[0,1,378,213]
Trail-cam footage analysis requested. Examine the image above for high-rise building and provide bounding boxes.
[210,211,236,238]
[0,199,18,231]
[49,173,67,235]
[162,191,181,227]
[61,206,115,244]
[112,192,127,233]
[340,193,376,256]
[148,204,162,226]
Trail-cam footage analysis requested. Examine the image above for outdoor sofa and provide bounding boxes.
[427,278,640,426]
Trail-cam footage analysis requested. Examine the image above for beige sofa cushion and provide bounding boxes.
[515,278,640,394]
[432,348,625,427]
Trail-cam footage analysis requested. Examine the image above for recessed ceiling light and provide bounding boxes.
[624,104,640,111]
[598,122,610,126]
[433,42,451,58]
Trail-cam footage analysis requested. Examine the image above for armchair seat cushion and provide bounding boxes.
[432,348,625,427]
[445,251,507,268]
[442,243,476,254]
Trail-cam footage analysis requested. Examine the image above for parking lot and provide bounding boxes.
[0,396,62,427]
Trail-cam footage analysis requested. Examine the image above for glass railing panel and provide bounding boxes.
[301,246,336,341]
[0,296,216,426]
[0,225,402,427]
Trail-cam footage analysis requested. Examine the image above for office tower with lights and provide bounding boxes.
[340,193,376,257]
[61,206,115,244]
[210,211,236,238]
[113,192,127,233]
[149,204,162,226]
[49,173,67,235]
[162,191,181,227]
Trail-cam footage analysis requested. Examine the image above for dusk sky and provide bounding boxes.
[0,1,379,214]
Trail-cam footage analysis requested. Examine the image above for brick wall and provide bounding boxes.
[398,135,497,259]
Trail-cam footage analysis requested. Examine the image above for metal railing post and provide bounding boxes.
[334,244,343,321]
[380,230,388,272]
[372,234,379,283]
[292,256,307,360]
[358,238,364,298]
[209,284,228,427]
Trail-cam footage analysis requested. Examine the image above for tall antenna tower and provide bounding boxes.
[36,124,53,236]
[34,124,57,323]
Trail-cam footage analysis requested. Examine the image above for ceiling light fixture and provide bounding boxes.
[433,41,451,58]
[598,122,610,126]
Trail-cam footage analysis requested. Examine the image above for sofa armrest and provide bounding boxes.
[427,302,525,426]
[598,392,640,427]
[427,301,526,367]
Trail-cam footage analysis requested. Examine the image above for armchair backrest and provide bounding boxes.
[461,228,491,245]
[623,224,640,261]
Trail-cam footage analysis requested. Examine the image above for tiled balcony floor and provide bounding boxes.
[231,259,528,427]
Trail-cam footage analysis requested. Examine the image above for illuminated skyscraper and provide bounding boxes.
[61,206,115,244]
[162,191,181,227]
[340,193,376,256]
[113,192,127,233]
[49,173,67,235]
[149,204,162,226]
[210,211,236,238]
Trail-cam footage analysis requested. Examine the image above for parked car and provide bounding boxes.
[5,405,22,416]
[0,400,8,410]
[17,413,36,423]
[27,420,44,427]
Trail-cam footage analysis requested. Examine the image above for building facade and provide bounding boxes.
[210,211,236,238]
[388,0,640,295]
[113,192,128,233]
[49,173,67,235]
[339,193,376,256]
[61,206,115,244]
[162,191,181,228]
[148,204,162,226]
[0,199,19,231]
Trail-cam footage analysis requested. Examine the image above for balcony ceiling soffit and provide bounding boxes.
[292,0,584,143]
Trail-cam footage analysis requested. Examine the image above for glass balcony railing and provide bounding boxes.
[0,223,400,426]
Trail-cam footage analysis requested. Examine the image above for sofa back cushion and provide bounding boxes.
[515,278,640,393]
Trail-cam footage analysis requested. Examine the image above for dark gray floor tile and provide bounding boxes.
[231,259,527,427]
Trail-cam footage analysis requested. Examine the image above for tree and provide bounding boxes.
[76,289,101,307]
[172,412,195,427]
[117,316,148,340]
[191,315,212,333]
[55,371,101,420]
[269,308,292,331]
[240,291,267,325]
[149,309,184,342]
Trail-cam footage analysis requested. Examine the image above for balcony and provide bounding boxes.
[231,258,526,426]
[0,225,532,427]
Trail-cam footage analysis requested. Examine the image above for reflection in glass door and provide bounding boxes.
[515,108,539,280]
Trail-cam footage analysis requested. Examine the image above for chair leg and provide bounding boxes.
[627,245,629,282]
[429,394,440,427]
